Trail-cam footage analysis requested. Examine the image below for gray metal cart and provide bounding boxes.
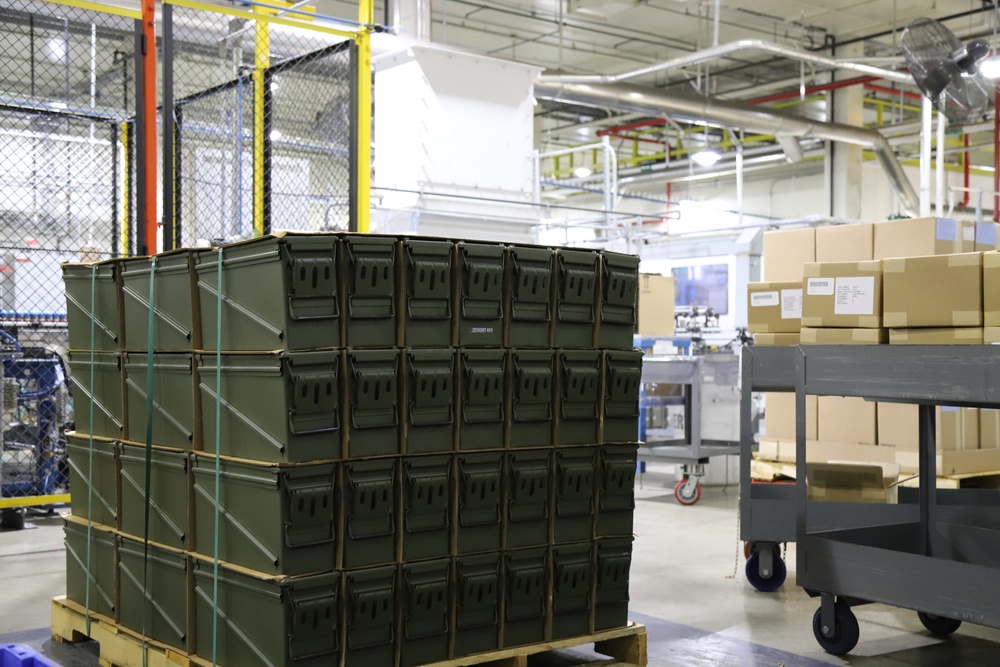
[641,354,741,506]
[745,344,1000,655]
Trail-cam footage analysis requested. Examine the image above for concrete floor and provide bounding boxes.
[2,469,999,666]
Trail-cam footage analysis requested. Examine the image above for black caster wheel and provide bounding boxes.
[812,603,860,656]
[674,478,701,506]
[1,507,26,530]
[745,551,786,592]
[918,612,962,636]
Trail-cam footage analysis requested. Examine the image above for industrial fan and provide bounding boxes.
[901,17,992,124]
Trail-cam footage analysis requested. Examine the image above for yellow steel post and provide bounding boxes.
[355,0,373,233]
[253,5,269,236]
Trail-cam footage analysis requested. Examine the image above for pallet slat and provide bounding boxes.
[51,596,647,667]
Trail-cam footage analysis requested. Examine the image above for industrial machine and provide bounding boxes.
[637,337,744,506]
[0,329,71,530]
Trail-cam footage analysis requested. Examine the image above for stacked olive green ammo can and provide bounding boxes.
[61,233,642,667]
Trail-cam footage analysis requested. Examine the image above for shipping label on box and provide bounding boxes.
[883,252,982,328]
[801,260,882,328]
[637,274,675,337]
[873,217,963,259]
[976,222,999,251]
[800,327,887,344]
[762,228,815,282]
[816,223,874,262]
[747,282,801,333]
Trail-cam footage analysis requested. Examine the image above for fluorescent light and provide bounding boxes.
[981,58,1000,78]
[573,166,593,178]
[46,36,67,62]
[270,129,283,141]
[577,126,592,136]
[49,101,68,109]
[691,149,722,167]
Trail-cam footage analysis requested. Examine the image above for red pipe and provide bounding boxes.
[141,0,158,254]
[748,75,879,105]
[994,88,999,222]
[862,83,922,101]
[598,118,665,135]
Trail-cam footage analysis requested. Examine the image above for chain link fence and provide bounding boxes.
[0,0,137,518]
[164,1,356,244]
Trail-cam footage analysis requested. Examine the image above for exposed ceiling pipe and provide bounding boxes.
[534,80,920,214]
[538,39,913,85]
[386,0,431,41]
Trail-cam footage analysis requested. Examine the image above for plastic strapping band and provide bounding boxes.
[84,265,97,636]
[212,248,223,667]
[141,256,157,667]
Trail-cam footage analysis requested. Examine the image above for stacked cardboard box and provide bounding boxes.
[751,218,1000,478]
[62,233,643,667]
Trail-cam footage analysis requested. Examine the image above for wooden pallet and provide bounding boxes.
[51,596,203,667]
[52,595,646,667]
[751,458,796,482]
[420,623,647,667]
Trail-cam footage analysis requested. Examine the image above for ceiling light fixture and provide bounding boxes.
[573,166,593,178]
[691,149,722,167]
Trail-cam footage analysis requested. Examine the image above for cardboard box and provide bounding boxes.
[889,328,984,345]
[762,228,815,282]
[807,462,898,504]
[882,252,982,328]
[986,327,1000,343]
[873,217,964,259]
[976,222,999,251]
[801,260,882,328]
[758,438,782,462]
[818,396,877,445]
[754,333,800,346]
[807,440,897,465]
[878,403,978,451]
[938,406,979,451]
[764,392,818,441]
[637,274,675,337]
[816,223,874,262]
[982,409,1000,449]
[983,252,1000,327]
[895,447,1000,476]
[747,282,801,333]
[878,403,919,449]
[800,327,888,344]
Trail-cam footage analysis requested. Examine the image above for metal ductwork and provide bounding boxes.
[386,0,431,41]
[538,39,911,85]
[534,80,921,215]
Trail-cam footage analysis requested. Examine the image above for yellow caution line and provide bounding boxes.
[0,494,71,509]
[42,0,141,20]
[166,0,357,39]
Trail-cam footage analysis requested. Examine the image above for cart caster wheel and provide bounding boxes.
[674,479,701,506]
[918,612,962,636]
[1,508,25,531]
[745,551,786,592]
[812,603,860,656]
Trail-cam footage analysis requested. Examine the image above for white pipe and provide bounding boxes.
[712,0,720,48]
[538,141,606,159]
[538,39,912,85]
[535,80,920,214]
[920,97,932,217]
[936,112,947,217]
